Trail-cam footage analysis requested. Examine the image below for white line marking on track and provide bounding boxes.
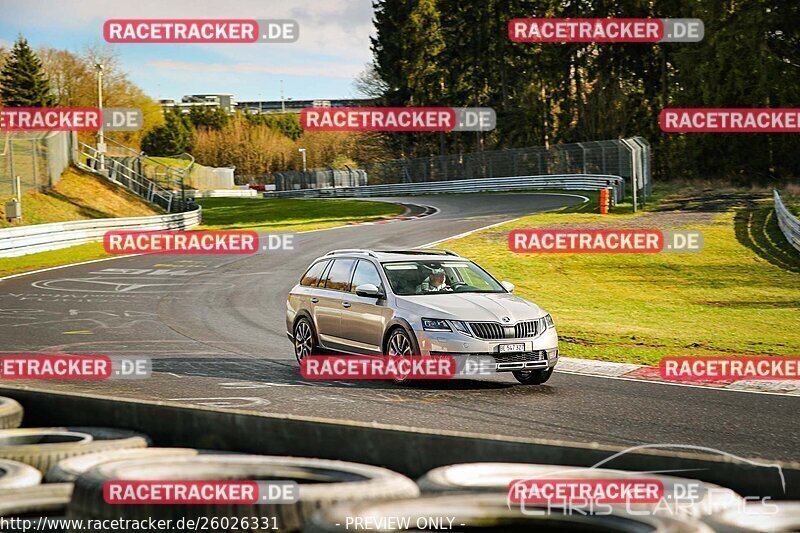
[417,193,589,248]
[554,369,800,397]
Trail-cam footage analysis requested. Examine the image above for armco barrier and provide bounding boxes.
[265,174,625,204]
[775,189,800,252]
[2,386,796,500]
[183,189,260,198]
[0,206,201,258]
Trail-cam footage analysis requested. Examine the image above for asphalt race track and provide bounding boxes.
[0,193,797,463]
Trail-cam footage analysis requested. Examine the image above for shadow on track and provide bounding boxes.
[152,357,561,392]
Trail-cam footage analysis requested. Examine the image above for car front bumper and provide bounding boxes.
[415,327,559,372]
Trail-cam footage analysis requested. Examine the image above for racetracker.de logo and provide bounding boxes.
[103,19,299,44]
[301,107,496,132]
[660,356,800,381]
[301,355,496,380]
[508,229,704,254]
[0,355,150,380]
[660,109,800,133]
[509,18,703,43]
[0,108,143,132]
[508,478,665,504]
[103,231,260,255]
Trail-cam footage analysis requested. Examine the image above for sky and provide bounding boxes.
[0,0,376,102]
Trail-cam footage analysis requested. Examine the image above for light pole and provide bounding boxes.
[298,148,307,172]
[280,79,285,113]
[95,63,106,172]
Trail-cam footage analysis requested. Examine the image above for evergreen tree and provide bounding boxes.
[141,110,192,156]
[188,106,230,130]
[0,36,56,107]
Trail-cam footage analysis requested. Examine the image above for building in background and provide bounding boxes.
[237,98,375,114]
[159,94,236,114]
[160,94,375,115]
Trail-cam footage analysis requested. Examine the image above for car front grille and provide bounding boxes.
[493,350,548,363]
[468,322,506,340]
[429,351,548,363]
[514,320,541,338]
[468,320,543,339]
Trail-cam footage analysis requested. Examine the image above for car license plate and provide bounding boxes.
[498,343,525,353]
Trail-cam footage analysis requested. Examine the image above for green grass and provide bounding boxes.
[0,198,406,278]
[197,198,405,232]
[0,242,110,279]
[443,192,800,366]
[148,156,192,168]
[0,167,162,228]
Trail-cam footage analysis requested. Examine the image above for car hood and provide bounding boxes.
[395,292,544,322]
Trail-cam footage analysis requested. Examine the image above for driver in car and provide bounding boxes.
[417,267,452,293]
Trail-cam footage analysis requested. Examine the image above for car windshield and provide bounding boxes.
[381,260,506,295]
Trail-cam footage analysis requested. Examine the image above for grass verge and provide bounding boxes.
[0,197,405,278]
[0,166,162,228]
[444,189,800,365]
[196,198,405,231]
[0,242,109,279]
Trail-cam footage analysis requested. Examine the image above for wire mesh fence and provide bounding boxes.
[185,165,236,189]
[273,168,368,191]
[0,131,72,197]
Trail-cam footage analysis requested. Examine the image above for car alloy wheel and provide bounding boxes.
[294,318,316,363]
[386,328,415,383]
[387,329,413,356]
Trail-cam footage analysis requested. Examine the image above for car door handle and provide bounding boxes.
[342,302,351,308]
[310,297,319,303]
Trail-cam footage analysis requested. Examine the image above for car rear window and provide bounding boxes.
[300,260,329,287]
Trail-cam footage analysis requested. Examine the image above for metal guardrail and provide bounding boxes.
[183,189,260,198]
[264,174,625,203]
[774,189,800,252]
[0,206,201,258]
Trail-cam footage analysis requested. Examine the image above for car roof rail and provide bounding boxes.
[325,249,377,257]
[378,249,460,257]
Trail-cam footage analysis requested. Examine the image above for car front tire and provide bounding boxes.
[385,327,415,357]
[513,367,554,385]
[293,317,318,363]
[385,327,417,384]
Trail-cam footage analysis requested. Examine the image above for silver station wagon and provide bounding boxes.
[286,249,559,384]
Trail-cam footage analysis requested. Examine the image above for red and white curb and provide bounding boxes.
[351,205,438,226]
[556,357,800,395]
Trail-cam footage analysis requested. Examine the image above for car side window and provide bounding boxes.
[350,260,383,293]
[324,259,356,291]
[300,260,329,287]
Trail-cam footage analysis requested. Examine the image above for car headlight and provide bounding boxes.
[422,318,451,332]
[451,320,473,337]
[543,314,555,329]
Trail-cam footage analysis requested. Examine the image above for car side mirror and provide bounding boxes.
[501,281,515,293]
[355,283,384,298]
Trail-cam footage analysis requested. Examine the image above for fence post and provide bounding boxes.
[31,139,38,189]
[577,142,587,174]
[621,139,639,213]
[8,140,15,186]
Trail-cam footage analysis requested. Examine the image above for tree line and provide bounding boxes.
[367,0,800,182]
[0,36,381,178]
[0,36,163,147]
